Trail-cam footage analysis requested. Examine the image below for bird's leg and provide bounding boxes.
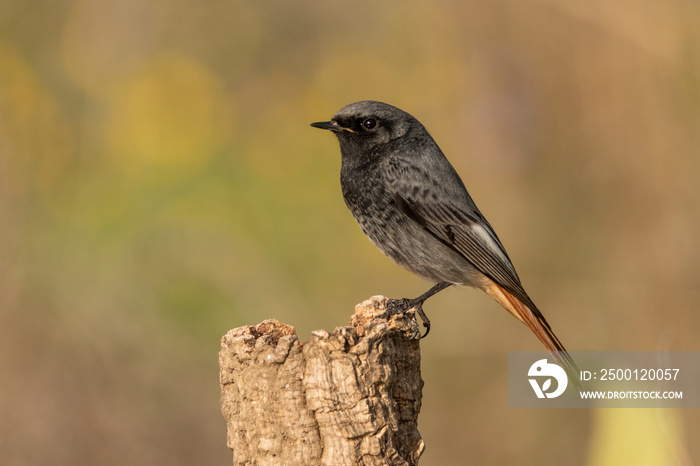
[380,282,452,338]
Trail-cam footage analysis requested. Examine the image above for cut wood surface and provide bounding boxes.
[219,296,425,466]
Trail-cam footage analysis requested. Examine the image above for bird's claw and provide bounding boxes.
[413,302,431,338]
[374,298,431,339]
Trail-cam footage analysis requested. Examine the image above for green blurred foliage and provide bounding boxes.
[1,0,699,464]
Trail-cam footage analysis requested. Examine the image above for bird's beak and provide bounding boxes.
[310,120,355,133]
[310,120,338,131]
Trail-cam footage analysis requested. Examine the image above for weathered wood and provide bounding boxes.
[219,296,425,466]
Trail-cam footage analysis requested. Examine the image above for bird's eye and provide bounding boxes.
[362,118,377,130]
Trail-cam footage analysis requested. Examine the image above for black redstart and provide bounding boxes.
[311,100,576,376]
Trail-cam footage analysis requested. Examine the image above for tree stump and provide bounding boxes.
[219,296,425,466]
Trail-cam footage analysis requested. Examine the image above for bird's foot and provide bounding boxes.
[374,298,431,339]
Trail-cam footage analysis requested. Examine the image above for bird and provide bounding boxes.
[311,100,577,378]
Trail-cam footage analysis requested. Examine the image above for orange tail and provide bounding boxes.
[485,282,579,383]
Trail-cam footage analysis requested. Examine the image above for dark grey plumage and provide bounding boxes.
[311,100,576,377]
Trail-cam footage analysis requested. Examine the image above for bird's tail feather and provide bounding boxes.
[485,282,580,386]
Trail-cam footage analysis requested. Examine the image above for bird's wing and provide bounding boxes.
[384,151,578,380]
[383,153,531,308]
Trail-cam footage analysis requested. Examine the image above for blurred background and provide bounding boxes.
[1,0,698,464]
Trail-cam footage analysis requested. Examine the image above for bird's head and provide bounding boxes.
[311,101,420,154]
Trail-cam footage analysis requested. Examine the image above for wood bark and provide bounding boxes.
[219,296,425,466]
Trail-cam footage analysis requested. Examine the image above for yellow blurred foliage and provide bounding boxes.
[105,54,231,175]
[586,408,688,466]
[0,41,72,196]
